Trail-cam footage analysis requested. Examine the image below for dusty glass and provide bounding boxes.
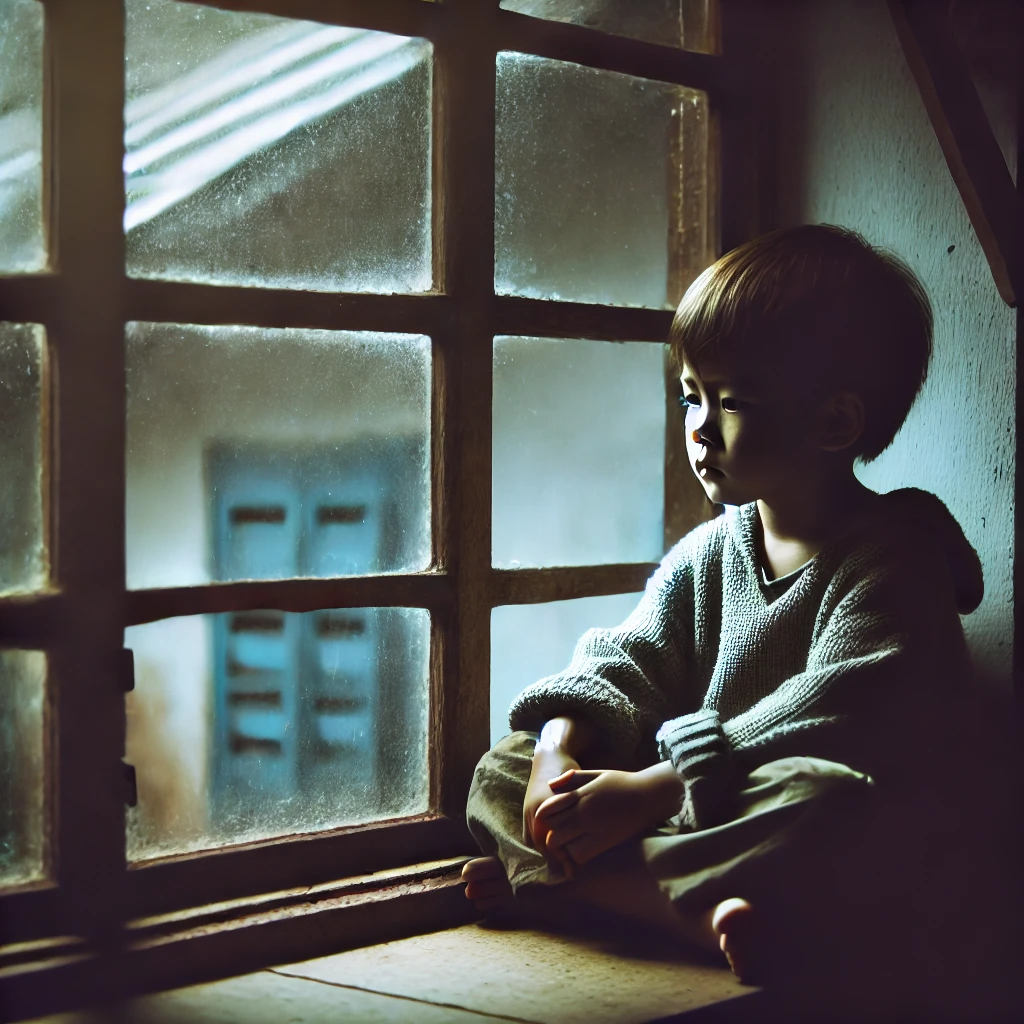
[0,0,45,272]
[124,0,432,293]
[495,53,708,308]
[125,608,429,861]
[126,324,430,590]
[491,594,642,745]
[493,336,666,568]
[0,650,46,886]
[0,323,46,593]
[501,0,712,53]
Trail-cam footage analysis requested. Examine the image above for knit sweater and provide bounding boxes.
[508,488,984,829]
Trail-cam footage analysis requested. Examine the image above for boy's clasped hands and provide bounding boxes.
[523,723,686,879]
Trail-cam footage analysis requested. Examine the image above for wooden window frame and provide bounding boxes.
[0,0,752,1015]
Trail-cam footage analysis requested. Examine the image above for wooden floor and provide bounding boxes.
[30,921,759,1024]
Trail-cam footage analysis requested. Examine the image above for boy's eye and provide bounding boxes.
[679,394,701,409]
[721,397,744,412]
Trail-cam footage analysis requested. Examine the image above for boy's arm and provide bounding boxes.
[657,535,963,829]
[522,716,597,862]
[508,523,716,769]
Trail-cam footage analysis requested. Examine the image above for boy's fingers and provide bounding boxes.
[545,833,576,879]
[548,769,602,791]
[545,823,587,851]
[563,835,599,866]
[535,791,579,819]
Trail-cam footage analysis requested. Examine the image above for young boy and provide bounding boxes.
[462,225,984,987]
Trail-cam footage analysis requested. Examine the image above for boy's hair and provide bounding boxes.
[669,224,933,462]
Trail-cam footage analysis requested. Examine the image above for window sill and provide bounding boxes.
[26,911,759,1024]
[2,858,475,1021]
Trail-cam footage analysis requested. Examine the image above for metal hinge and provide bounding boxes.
[120,647,135,692]
[120,761,138,807]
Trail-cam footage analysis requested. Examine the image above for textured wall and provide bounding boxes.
[739,0,1017,690]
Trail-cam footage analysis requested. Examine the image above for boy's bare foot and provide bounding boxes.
[711,898,762,983]
[462,856,516,912]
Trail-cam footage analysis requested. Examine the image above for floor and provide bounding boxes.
[32,921,757,1024]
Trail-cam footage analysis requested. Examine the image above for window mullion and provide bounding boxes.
[430,0,499,819]
[125,574,453,627]
[46,0,128,943]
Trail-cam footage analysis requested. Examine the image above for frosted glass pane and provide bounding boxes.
[493,337,666,567]
[496,53,708,308]
[501,1,712,53]
[126,324,430,589]
[0,323,46,594]
[0,0,45,272]
[491,594,642,745]
[0,650,46,886]
[124,0,432,293]
[126,608,429,860]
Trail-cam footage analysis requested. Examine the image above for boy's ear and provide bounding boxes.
[816,390,865,452]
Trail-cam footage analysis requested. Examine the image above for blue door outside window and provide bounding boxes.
[210,447,390,822]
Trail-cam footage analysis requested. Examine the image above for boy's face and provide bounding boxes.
[679,352,828,507]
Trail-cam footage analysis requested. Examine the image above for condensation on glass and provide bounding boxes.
[125,609,429,860]
[500,0,712,53]
[491,594,642,745]
[0,0,46,272]
[0,650,46,886]
[125,324,431,590]
[0,323,46,594]
[493,336,666,569]
[124,0,432,293]
[495,53,709,309]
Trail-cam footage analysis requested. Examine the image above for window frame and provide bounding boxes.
[0,0,751,1014]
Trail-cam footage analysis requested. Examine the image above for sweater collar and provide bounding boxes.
[722,488,984,614]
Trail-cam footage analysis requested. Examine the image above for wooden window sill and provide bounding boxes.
[27,913,758,1024]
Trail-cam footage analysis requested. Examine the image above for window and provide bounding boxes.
[0,0,738,1014]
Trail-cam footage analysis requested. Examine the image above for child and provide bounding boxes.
[462,225,984,989]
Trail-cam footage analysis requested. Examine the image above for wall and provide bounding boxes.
[728,0,1017,692]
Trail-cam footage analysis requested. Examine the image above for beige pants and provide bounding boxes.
[466,731,881,936]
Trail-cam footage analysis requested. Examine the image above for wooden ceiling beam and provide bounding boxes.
[889,0,1019,307]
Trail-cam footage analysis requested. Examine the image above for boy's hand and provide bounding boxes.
[534,762,684,868]
[523,747,581,876]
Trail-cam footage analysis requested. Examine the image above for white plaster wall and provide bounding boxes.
[767,0,1016,689]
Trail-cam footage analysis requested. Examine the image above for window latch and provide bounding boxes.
[120,761,138,808]
[120,648,135,692]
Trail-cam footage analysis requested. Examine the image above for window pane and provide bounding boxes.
[501,0,712,53]
[491,594,641,745]
[125,608,429,860]
[496,53,708,308]
[0,0,45,272]
[0,322,46,594]
[493,337,666,567]
[126,324,430,590]
[0,650,46,886]
[124,0,432,293]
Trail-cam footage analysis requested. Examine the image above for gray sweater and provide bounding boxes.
[508,488,984,829]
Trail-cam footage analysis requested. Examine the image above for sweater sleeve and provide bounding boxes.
[656,529,960,829]
[507,522,717,767]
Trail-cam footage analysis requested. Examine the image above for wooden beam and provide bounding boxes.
[0,869,475,1022]
[495,296,673,342]
[125,815,472,919]
[491,564,657,606]
[176,0,440,40]
[496,7,727,93]
[889,0,1019,307]
[125,574,454,626]
[47,0,129,944]
[125,280,452,336]
[0,593,64,648]
[429,0,497,820]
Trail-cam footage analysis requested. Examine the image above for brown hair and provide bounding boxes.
[669,224,933,462]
